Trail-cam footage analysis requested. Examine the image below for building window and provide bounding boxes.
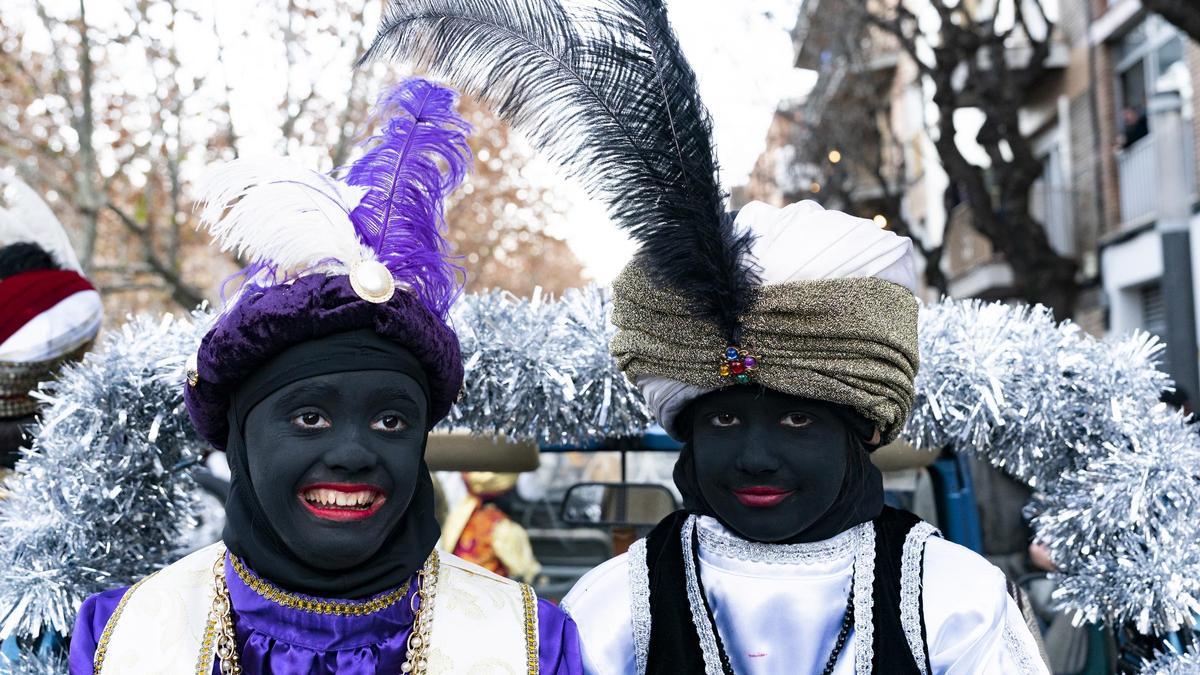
[1114,17,1189,149]
[1140,282,1169,370]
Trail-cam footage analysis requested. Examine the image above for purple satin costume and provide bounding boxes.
[69,555,583,674]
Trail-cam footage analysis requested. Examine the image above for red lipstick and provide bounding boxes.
[297,483,387,522]
[732,486,796,508]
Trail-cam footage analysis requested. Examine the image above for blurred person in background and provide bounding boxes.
[0,173,102,472]
[439,472,542,584]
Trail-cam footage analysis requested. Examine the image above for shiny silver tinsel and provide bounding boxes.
[0,649,67,675]
[1033,402,1200,634]
[904,300,1169,487]
[443,286,651,443]
[0,312,212,640]
[1143,644,1200,675]
[906,299,1200,637]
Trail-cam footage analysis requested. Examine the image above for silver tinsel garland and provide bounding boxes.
[1143,645,1200,675]
[0,312,211,641]
[442,285,651,444]
[906,300,1200,639]
[0,649,67,675]
[904,300,1170,487]
[1031,403,1200,634]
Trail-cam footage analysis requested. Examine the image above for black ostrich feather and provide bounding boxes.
[362,0,760,340]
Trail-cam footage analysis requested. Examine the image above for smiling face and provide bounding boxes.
[242,369,428,570]
[688,387,852,543]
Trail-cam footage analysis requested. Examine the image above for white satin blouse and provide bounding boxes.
[561,516,1047,675]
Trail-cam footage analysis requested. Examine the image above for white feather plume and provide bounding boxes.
[195,157,375,280]
[0,170,82,272]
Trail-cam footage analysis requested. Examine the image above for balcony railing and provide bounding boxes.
[1118,126,1197,227]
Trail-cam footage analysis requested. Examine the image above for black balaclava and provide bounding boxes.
[223,329,441,599]
[675,386,883,544]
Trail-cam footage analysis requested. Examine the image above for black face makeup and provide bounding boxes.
[242,369,428,570]
[688,387,852,543]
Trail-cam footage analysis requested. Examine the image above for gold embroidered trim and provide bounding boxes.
[195,546,227,675]
[521,582,539,675]
[92,574,154,674]
[230,553,411,616]
[195,588,220,675]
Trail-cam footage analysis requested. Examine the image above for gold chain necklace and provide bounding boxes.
[401,550,441,673]
[209,552,242,675]
[208,550,440,675]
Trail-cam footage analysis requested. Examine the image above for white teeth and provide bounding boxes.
[303,488,378,508]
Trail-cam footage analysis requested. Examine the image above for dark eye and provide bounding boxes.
[292,411,331,430]
[709,413,741,428]
[371,414,408,432]
[781,413,813,429]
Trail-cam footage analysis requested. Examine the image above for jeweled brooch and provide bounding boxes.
[719,345,758,384]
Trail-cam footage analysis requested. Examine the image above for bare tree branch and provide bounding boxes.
[1142,0,1200,44]
[105,202,205,309]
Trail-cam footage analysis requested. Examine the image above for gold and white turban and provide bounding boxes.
[611,200,920,441]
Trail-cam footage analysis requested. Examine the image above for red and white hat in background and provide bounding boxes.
[0,171,102,417]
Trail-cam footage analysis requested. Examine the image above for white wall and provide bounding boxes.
[1101,213,1200,342]
[1101,226,1163,336]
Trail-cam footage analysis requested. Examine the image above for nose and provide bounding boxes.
[320,428,379,475]
[733,427,782,476]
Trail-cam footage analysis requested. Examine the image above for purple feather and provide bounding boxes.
[344,78,472,318]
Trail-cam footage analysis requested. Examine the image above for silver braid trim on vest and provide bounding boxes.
[899,522,941,675]
[628,537,652,675]
[852,523,877,675]
[681,516,726,675]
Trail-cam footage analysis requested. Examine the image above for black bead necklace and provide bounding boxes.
[821,586,856,675]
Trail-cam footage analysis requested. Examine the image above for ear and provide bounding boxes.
[868,428,882,446]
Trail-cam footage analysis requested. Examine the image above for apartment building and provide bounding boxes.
[761,0,1200,386]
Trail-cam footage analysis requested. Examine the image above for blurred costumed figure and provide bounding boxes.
[365,2,1047,672]
[439,472,541,583]
[0,173,102,470]
[68,78,581,674]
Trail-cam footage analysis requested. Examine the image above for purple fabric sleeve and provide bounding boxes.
[67,587,128,675]
[537,598,584,674]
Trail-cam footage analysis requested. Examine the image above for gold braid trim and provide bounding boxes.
[521,583,539,675]
[92,574,155,675]
[195,582,220,675]
[230,553,411,616]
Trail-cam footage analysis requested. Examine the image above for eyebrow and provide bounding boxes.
[371,387,422,407]
[275,382,341,409]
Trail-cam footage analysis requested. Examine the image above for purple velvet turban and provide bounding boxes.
[184,274,462,451]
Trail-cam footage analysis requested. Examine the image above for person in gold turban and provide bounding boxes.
[365,0,1048,670]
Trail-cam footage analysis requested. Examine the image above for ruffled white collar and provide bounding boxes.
[694,515,867,565]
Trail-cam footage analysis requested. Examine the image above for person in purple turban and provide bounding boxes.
[67,78,582,675]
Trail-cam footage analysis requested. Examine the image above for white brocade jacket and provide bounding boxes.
[561,516,1047,675]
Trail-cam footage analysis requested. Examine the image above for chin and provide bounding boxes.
[294,541,380,570]
[719,508,817,544]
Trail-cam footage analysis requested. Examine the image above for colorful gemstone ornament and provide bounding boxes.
[720,344,759,384]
